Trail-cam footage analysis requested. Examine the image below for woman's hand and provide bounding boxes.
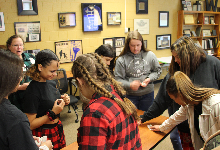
[52,99,65,115]
[130,80,141,91]
[61,93,70,105]
[41,140,53,150]
[141,78,151,87]
[149,125,161,131]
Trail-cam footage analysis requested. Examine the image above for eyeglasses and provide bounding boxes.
[12,44,24,47]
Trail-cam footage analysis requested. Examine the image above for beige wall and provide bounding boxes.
[0,0,206,71]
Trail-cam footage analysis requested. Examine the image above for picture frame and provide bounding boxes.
[203,29,211,36]
[58,12,76,28]
[136,0,148,14]
[55,40,83,63]
[159,11,169,27]
[184,14,194,24]
[143,40,147,49]
[107,12,121,25]
[0,12,5,31]
[210,16,215,24]
[134,19,149,34]
[14,21,41,42]
[156,34,171,50]
[183,29,191,36]
[81,3,103,32]
[17,0,38,15]
[103,38,114,47]
[204,16,209,24]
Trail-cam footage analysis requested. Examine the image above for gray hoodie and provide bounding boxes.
[114,50,161,96]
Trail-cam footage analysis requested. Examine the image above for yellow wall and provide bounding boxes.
[0,0,208,71]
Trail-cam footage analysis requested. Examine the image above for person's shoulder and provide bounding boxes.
[0,100,28,123]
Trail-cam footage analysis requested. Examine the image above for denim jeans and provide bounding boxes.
[126,91,154,111]
[168,106,183,150]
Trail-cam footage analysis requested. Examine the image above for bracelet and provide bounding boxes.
[46,109,57,121]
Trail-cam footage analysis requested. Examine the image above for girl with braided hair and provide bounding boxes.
[150,71,220,150]
[141,36,220,150]
[72,53,142,150]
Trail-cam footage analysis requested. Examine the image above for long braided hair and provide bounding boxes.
[166,71,219,105]
[72,53,139,120]
[169,36,206,76]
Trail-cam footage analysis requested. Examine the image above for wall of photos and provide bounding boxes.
[0,0,200,71]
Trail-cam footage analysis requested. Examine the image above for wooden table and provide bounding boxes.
[61,110,172,150]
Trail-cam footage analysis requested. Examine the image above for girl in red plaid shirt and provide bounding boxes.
[72,53,142,150]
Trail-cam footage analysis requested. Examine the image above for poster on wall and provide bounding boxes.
[134,19,149,34]
[81,3,103,32]
[14,21,41,42]
[0,12,5,31]
[55,40,83,63]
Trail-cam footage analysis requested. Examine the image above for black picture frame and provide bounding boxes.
[14,21,41,42]
[17,0,38,15]
[156,34,171,50]
[159,11,169,27]
[81,3,103,32]
[103,38,114,47]
[107,12,121,25]
[58,12,76,28]
[136,0,148,14]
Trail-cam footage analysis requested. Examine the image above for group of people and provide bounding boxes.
[1,31,220,150]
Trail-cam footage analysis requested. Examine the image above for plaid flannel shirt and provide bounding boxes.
[77,85,142,150]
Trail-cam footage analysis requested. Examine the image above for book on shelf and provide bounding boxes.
[202,38,217,50]
[212,30,217,36]
[196,27,202,36]
[191,31,197,37]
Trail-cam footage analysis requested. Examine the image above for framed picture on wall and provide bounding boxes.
[134,19,149,34]
[14,21,41,42]
[17,0,38,15]
[159,11,169,27]
[156,34,171,50]
[58,12,76,28]
[107,12,121,25]
[136,0,148,14]
[0,12,5,31]
[55,40,83,63]
[81,3,103,32]
[103,38,114,46]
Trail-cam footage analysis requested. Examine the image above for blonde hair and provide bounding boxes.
[72,53,139,120]
[166,71,220,105]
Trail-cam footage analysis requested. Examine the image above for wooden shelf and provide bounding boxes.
[178,10,220,56]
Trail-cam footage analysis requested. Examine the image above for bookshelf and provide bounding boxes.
[177,10,220,56]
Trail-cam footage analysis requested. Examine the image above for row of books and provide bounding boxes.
[202,38,218,50]
[183,27,216,37]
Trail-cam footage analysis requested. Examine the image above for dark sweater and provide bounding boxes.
[0,99,38,150]
[141,55,220,132]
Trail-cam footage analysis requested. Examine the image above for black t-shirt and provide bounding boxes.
[0,99,38,150]
[22,80,61,118]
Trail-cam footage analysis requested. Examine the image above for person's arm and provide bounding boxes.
[150,105,188,132]
[147,52,162,82]
[17,83,29,90]
[114,57,131,90]
[25,99,65,130]
[141,74,173,123]
[78,112,108,149]
[8,121,39,150]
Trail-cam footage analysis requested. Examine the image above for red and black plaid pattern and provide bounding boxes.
[32,120,66,150]
[77,85,142,150]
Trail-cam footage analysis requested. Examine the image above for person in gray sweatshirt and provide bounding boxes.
[114,31,161,111]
